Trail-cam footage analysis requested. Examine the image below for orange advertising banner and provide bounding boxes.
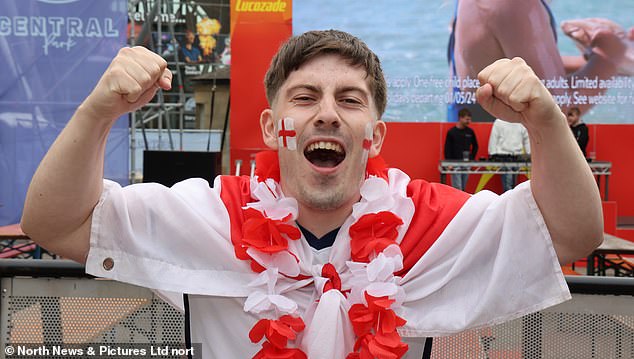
[230,0,292,175]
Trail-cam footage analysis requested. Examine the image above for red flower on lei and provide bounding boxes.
[321,263,343,293]
[347,293,408,359]
[250,315,307,359]
[235,207,301,272]
[349,211,404,263]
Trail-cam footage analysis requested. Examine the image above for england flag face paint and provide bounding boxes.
[362,122,373,162]
[277,117,297,151]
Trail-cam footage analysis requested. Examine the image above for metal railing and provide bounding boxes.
[0,260,632,358]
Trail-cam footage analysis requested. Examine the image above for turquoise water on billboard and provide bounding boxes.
[294,0,634,123]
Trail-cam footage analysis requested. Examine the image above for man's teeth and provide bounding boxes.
[306,141,343,153]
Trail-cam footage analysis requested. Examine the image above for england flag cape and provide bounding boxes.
[86,152,570,358]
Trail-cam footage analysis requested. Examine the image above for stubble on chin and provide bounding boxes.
[299,168,368,211]
[297,176,346,211]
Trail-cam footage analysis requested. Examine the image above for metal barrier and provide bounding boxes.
[432,278,634,358]
[0,260,183,358]
[0,260,632,358]
[438,160,613,200]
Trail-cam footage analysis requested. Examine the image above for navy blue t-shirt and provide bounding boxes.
[297,223,339,250]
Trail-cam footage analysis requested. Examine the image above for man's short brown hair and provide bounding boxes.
[264,30,387,116]
[458,108,472,119]
[568,107,581,116]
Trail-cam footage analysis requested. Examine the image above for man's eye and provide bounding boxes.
[292,96,314,103]
[341,98,362,105]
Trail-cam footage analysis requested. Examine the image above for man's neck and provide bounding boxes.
[456,123,466,129]
[296,199,356,238]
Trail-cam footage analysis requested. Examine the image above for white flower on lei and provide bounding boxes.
[346,244,406,308]
[244,268,298,316]
[246,247,301,277]
[246,177,298,221]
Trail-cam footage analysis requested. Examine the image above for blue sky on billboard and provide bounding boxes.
[36,0,81,4]
[294,0,634,123]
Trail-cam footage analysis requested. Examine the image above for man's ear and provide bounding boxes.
[369,120,387,157]
[260,109,279,149]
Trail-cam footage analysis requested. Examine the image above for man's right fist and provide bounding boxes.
[83,46,172,122]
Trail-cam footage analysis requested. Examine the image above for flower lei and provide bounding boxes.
[233,152,411,359]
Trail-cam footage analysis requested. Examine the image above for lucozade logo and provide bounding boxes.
[235,0,287,12]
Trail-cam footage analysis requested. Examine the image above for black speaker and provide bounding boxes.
[143,150,221,187]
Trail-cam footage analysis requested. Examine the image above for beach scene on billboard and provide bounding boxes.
[294,0,634,123]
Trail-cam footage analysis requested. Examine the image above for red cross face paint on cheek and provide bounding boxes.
[362,122,373,163]
[277,117,297,151]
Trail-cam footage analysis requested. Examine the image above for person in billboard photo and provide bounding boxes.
[448,0,632,122]
[180,29,203,64]
[22,29,602,358]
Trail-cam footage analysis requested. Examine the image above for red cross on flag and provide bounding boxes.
[278,117,297,151]
[363,123,373,150]
[362,123,373,161]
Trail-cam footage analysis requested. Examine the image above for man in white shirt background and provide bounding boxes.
[488,119,531,192]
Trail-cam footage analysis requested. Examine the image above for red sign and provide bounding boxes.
[230,0,292,175]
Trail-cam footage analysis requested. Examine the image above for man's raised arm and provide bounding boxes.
[21,47,172,263]
[476,57,603,264]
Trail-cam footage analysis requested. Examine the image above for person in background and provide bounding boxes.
[219,37,231,65]
[567,107,589,158]
[181,29,203,64]
[488,119,530,192]
[444,108,478,191]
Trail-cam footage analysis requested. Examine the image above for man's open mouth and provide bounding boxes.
[304,141,346,168]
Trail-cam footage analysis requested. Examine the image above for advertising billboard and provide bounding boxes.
[294,0,634,123]
[0,0,128,225]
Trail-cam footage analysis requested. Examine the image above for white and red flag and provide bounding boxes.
[362,123,373,162]
[277,117,297,151]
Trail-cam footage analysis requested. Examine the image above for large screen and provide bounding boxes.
[294,0,633,123]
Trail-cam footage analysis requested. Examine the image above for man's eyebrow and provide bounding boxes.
[338,86,370,99]
[285,84,320,94]
[338,86,368,94]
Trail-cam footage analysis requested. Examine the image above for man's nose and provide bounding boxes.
[313,98,341,129]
